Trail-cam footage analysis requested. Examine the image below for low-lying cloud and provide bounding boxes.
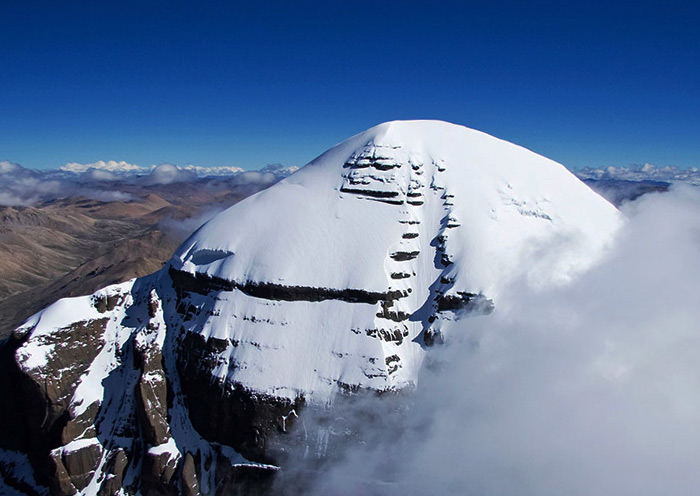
[145,163,198,185]
[0,160,297,206]
[281,185,700,496]
[578,163,700,186]
[0,161,62,206]
[158,207,226,238]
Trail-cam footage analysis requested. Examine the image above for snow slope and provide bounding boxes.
[169,120,622,402]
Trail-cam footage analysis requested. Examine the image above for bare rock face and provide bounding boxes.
[176,331,305,464]
[0,277,282,495]
[58,443,103,492]
[96,449,128,496]
[135,346,171,447]
[0,317,109,494]
[0,121,622,494]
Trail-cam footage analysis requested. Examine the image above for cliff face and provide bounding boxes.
[0,121,622,495]
[1,276,281,496]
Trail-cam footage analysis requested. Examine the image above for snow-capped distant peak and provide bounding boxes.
[61,160,146,173]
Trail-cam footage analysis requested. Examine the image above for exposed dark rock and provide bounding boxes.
[48,452,77,496]
[61,402,100,444]
[440,253,453,266]
[376,300,410,323]
[423,328,444,347]
[92,293,125,313]
[338,186,399,198]
[140,451,179,496]
[436,292,495,314]
[390,271,411,279]
[212,463,277,496]
[176,331,305,463]
[180,452,200,496]
[369,162,401,171]
[61,442,103,491]
[98,449,129,496]
[170,267,407,305]
[385,355,401,375]
[29,319,108,418]
[365,326,408,344]
[147,292,160,318]
[390,251,419,261]
[0,319,107,492]
[135,347,171,446]
[343,155,401,171]
[368,197,405,205]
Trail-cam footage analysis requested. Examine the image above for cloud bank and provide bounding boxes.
[145,163,198,185]
[58,160,293,178]
[61,160,145,174]
[0,160,297,206]
[0,161,63,206]
[279,186,700,496]
[578,163,700,186]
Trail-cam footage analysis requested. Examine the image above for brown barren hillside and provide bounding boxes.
[0,179,276,337]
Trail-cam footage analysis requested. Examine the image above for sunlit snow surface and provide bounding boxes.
[18,120,623,405]
[167,120,622,401]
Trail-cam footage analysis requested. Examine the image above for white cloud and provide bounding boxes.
[228,170,278,185]
[58,159,300,180]
[0,160,23,174]
[145,163,198,185]
[260,163,300,176]
[61,160,147,174]
[79,168,120,181]
[0,159,291,206]
[0,160,132,205]
[578,163,700,186]
[279,185,700,496]
[158,207,226,237]
[0,192,29,206]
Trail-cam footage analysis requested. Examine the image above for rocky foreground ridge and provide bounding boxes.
[0,121,622,495]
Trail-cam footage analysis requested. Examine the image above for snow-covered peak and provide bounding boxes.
[161,120,624,401]
[3,121,624,494]
[172,119,621,298]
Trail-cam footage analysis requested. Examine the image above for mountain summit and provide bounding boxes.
[0,120,622,495]
[170,120,621,398]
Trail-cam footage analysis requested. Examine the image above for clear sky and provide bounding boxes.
[2,0,699,170]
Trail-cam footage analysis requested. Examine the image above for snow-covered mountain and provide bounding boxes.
[0,120,622,495]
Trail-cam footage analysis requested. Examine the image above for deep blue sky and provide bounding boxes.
[2,0,699,170]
